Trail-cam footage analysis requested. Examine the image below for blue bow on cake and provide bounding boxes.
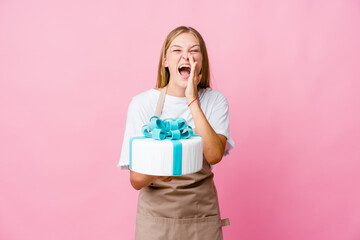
[130,116,199,175]
[141,116,193,140]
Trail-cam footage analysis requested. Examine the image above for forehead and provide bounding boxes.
[170,32,200,47]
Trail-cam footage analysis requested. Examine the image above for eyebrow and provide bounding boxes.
[171,44,200,49]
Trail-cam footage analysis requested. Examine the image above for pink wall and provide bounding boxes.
[1,1,360,239]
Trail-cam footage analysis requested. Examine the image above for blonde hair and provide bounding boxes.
[156,26,210,89]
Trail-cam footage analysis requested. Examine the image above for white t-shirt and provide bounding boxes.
[117,88,235,170]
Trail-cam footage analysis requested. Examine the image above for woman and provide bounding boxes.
[118,26,235,240]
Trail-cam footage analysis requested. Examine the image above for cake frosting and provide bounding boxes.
[129,116,203,176]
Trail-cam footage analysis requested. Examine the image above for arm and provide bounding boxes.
[130,171,173,190]
[130,171,156,190]
[186,54,227,165]
[189,102,227,165]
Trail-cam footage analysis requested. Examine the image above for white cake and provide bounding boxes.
[130,136,203,176]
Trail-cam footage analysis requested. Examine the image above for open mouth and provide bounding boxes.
[178,64,191,79]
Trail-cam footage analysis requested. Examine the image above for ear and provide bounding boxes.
[162,58,168,67]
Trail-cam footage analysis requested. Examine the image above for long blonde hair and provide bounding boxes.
[156,26,210,89]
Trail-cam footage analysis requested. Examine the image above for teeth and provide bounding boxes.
[179,64,191,69]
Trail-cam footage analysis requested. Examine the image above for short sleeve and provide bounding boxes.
[117,98,148,170]
[207,91,235,156]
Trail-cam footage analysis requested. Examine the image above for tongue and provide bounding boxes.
[179,69,190,79]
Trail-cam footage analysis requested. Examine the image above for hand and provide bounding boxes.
[156,176,173,182]
[185,53,202,103]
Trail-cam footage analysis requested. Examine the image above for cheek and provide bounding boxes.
[165,58,175,68]
[196,59,203,71]
[168,56,180,67]
[193,55,203,65]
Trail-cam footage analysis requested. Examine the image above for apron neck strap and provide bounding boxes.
[154,86,167,117]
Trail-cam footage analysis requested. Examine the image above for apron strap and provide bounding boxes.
[154,86,167,117]
[153,85,196,135]
[154,85,196,134]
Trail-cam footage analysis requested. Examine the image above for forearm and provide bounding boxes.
[130,170,157,190]
[188,100,225,165]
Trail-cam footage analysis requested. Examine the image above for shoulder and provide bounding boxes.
[125,89,158,119]
[130,88,158,106]
[124,89,159,125]
[200,88,228,103]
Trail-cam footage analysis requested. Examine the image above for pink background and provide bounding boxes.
[1,1,360,239]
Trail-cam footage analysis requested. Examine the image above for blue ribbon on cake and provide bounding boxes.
[141,116,194,140]
[130,116,197,175]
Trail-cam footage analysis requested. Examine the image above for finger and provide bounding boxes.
[161,177,172,182]
[189,54,197,76]
[158,176,172,181]
[188,62,197,83]
[189,53,194,65]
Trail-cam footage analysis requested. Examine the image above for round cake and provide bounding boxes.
[130,136,203,176]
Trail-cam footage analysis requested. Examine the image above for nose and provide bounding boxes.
[181,51,189,60]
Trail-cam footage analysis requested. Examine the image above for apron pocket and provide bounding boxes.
[136,214,223,240]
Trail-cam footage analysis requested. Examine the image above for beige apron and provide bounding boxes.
[135,86,229,240]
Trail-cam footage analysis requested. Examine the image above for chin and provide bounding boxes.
[169,75,189,89]
[179,79,189,89]
[173,76,187,88]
